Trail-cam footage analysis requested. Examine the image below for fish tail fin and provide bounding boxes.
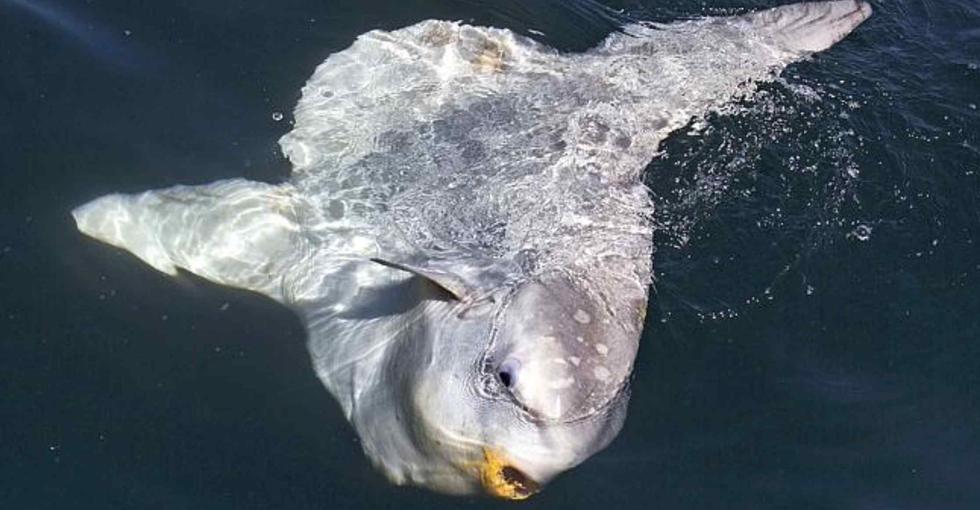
[72,179,310,302]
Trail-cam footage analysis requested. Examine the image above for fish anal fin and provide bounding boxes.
[73,179,308,302]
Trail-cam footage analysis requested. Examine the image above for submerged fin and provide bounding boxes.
[72,179,310,302]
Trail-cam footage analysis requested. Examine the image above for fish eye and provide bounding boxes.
[497,359,520,388]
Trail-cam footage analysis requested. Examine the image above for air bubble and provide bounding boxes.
[850,224,872,241]
[271,111,284,122]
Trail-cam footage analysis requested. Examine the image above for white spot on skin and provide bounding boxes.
[576,336,584,343]
[573,309,592,324]
[552,357,567,365]
[569,356,581,366]
[593,366,611,381]
[595,343,609,355]
[550,377,575,389]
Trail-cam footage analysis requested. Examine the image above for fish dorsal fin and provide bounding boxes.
[370,256,514,303]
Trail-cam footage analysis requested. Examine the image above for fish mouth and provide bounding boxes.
[478,448,541,500]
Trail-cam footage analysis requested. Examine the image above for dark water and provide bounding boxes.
[2,0,978,508]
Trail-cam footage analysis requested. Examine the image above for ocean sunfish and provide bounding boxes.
[72,1,871,499]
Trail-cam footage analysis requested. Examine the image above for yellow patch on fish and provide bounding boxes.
[475,448,539,500]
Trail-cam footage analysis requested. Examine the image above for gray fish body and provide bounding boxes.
[73,1,871,497]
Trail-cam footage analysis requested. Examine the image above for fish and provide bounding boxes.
[72,0,871,498]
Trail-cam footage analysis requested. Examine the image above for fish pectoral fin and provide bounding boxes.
[369,258,469,301]
[369,255,513,303]
[73,178,310,303]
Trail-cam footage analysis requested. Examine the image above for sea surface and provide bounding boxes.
[2,0,979,509]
